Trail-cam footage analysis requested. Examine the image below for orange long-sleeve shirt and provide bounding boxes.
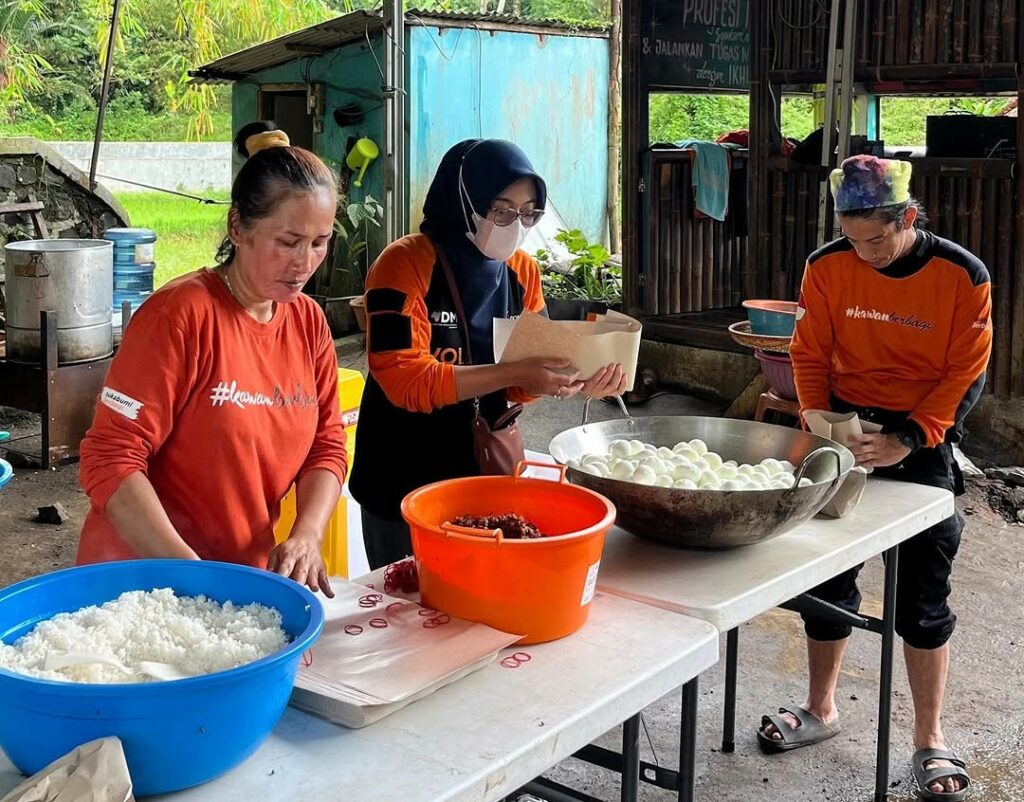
[790,230,992,448]
[348,234,545,518]
[77,269,347,567]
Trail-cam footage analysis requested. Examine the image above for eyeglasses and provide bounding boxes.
[490,206,545,228]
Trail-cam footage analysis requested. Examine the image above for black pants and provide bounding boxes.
[361,507,414,571]
[802,441,964,650]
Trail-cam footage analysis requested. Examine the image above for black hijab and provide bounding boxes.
[420,139,547,364]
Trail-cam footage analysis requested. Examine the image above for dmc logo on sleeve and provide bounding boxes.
[101,387,144,420]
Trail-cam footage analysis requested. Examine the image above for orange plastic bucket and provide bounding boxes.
[401,462,616,644]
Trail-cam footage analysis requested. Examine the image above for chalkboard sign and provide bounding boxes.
[638,0,750,91]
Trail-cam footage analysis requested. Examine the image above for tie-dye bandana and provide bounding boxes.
[829,155,912,212]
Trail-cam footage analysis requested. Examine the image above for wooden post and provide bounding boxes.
[1012,0,1024,397]
[996,179,1013,398]
[621,0,646,316]
[1002,0,1017,61]
[911,0,925,63]
[90,0,123,191]
[608,0,622,255]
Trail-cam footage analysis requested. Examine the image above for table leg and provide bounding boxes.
[678,677,699,802]
[722,628,738,753]
[874,545,899,802]
[621,714,641,802]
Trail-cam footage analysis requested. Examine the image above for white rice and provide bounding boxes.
[0,588,288,683]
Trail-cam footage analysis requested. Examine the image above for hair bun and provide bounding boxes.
[233,121,289,158]
[245,130,290,157]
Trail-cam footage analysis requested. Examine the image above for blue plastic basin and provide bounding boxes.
[0,560,323,796]
[742,300,798,337]
[0,460,11,491]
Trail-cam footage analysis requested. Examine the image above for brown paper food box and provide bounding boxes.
[802,410,883,519]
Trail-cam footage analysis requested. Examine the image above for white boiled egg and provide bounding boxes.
[721,479,745,491]
[715,464,739,481]
[673,478,699,490]
[628,439,647,455]
[780,460,796,474]
[609,459,635,480]
[656,446,675,460]
[689,439,709,456]
[673,462,703,483]
[608,439,633,459]
[798,478,814,488]
[631,465,657,485]
[654,474,674,488]
[582,453,606,466]
[703,452,724,471]
[673,443,699,461]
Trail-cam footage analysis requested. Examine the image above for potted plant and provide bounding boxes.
[535,229,622,320]
[308,194,384,336]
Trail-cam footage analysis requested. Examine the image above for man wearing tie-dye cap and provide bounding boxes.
[759,155,991,801]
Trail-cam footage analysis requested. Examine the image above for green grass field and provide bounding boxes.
[114,192,229,286]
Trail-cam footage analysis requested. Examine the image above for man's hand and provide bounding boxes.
[848,433,911,469]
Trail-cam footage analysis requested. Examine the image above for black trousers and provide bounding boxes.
[361,507,414,571]
[802,430,965,650]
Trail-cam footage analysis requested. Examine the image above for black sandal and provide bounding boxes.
[912,748,971,801]
[757,705,841,753]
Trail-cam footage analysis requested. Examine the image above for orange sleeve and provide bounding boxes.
[364,237,458,413]
[506,251,547,406]
[298,312,348,485]
[78,305,199,511]
[909,278,993,447]
[790,260,834,414]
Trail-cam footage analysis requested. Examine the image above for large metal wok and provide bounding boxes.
[548,402,855,549]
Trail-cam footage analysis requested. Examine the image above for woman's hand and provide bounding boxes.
[508,357,583,399]
[581,364,629,399]
[268,527,335,598]
[848,433,911,469]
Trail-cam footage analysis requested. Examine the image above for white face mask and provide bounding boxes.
[466,212,525,261]
[459,162,525,262]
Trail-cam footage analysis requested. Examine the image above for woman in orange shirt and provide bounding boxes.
[77,121,347,597]
[349,139,627,568]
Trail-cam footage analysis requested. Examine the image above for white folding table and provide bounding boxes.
[0,592,717,802]
[595,478,955,802]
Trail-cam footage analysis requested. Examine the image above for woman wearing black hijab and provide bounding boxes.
[349,139,626,569]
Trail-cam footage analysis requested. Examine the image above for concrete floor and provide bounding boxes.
[1,346,1022,801]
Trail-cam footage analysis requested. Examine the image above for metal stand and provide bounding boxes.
[0,309,119,468]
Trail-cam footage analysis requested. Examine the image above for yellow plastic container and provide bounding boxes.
[273,367,364,577]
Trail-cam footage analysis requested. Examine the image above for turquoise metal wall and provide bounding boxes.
[230,40,387,208]
[228,25,609,248]
[407,26,609,244]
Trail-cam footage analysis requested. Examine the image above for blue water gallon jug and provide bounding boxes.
[103,228,157,340]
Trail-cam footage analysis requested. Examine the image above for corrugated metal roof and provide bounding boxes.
[189,9,607,84]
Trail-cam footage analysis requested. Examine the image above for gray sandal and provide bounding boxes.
[913,748,971,801]
[757,705,841,753]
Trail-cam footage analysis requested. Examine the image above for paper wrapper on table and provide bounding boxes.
[290,580,521,728]
[493,310,642,390]
[802,410,883,518]
[0,738,133,802]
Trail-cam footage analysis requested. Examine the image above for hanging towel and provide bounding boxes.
[674,139,732,221]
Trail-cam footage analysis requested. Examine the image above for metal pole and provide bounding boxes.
[677,678,699,802]
[721,628,739,753]
[816,0,843,246]
[90,0,123,191]
[874,545,899,802]
[621,714,641,802]
[383,0,406,242]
